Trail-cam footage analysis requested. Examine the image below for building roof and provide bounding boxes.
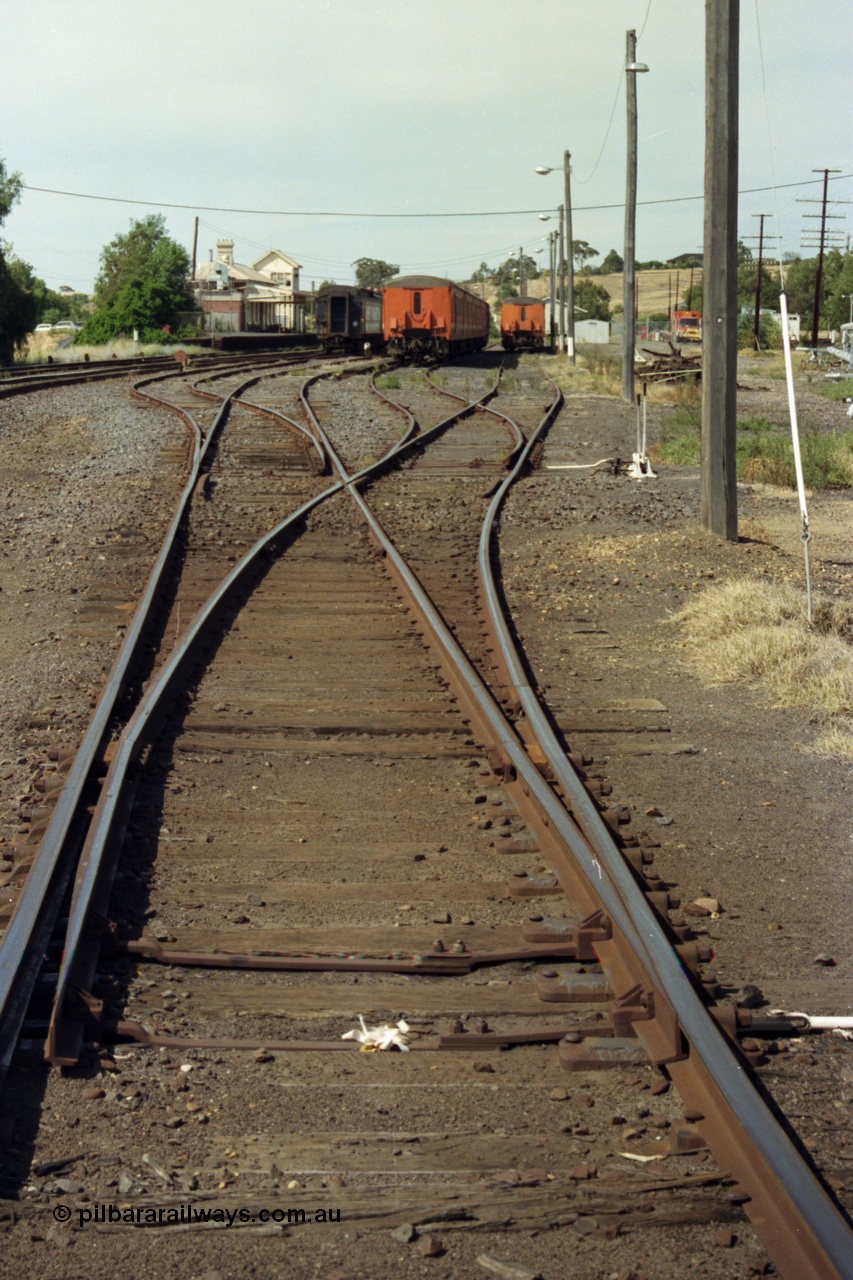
[252,249,301,273]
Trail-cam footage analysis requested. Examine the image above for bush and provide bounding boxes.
[76,277,189,345]
[737,311,783,350]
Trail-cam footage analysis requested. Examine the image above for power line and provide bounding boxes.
[20,174,853,220]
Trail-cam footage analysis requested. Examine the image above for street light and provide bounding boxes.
[623,33,649,402]
[536,152,575,363]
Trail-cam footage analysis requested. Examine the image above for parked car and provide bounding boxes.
[34,322,52,332]
[53,321,81,331]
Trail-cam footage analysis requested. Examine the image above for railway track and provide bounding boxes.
[0,354,850,1278]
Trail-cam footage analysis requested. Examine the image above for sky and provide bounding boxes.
[1,0,851,295]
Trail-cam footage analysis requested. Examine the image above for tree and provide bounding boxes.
[737,310,782,350]
[572,240,598,271]
[782,252,847,331]
[599,249,623,275]
[0,154,39,363]
[352,258,399,289]
[827,251,853,329]
[78,278,184,345]
[470,261,494,284]
[495,254,540,293]
[82,215,192,342]
[574,277,611,322]
[93,214,192,310]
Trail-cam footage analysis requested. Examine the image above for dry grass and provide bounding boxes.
[671,577,853,756]
[17,335,204,364]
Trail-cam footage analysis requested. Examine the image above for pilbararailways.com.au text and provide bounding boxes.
[58,1203,341,1229]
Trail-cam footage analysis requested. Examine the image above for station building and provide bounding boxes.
[194,240,308,334]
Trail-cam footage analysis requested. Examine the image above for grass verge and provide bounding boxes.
[652,409,853,489]
[671,577,853,759]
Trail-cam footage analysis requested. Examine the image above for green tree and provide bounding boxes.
[77,277,185,344]
[572,240,598,271]
[470,261,494,284]
[495,254,540,292]
[574,277,611,322]
[737,310,782,349]
[736,262,777,312]
[83,215,192,341]
[93,214,191,310]
[783,252,847,332]
[827,251,853,329]
[0,155,40,363]
[352,258,399,289]
[598,248,623,274]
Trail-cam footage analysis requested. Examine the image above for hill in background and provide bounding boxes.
[470,269,687,317]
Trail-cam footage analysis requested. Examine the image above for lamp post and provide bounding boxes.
[536,152,575,363]
[623,33,649,402]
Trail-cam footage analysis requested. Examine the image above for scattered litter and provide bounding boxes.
[770,1010,853,1034]
[342,1015,410,1052]
[619,1151,667,1163]
[476,1254,544,1280]
[142,1152,174,1184]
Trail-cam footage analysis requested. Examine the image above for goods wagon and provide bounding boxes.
[314,285,384,353]
[383,275,490,362]
[500,296,546,351]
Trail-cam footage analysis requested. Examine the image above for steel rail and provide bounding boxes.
[0,382,203,1082]
[474,371,853,1279]
[31,357,849,1271]
[309,363,852,1277]
[0,366,281,1080]
[42,365,413,1061]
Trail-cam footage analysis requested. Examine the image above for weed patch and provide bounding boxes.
[671,577,853,757]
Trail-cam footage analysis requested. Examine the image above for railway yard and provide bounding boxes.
[0,349,850,1280]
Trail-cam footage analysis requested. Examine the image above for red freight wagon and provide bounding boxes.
[500,296,546,352]
[383,275,490,361]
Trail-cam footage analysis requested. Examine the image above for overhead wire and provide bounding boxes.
[20,175,851,220]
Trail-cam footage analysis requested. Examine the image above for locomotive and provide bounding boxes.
[382,275,490,362]
[500,296,546,352]
[314,285,384,354]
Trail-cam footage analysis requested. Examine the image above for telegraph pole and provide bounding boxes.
[741,213,772,350]
[804,169,841,347]
[191,215,199,280]
[558,204,566,353]
[549,232,557,352]
[701,0,739,541]
[564,151,576,364]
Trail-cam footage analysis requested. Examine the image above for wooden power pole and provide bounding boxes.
[701,0,739,541]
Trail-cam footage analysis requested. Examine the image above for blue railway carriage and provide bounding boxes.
[314,285,384,354]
